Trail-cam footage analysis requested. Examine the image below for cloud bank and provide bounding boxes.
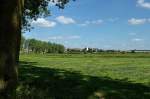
[56,16,76,24]
[32,18,56,28]
[137,0,150,9]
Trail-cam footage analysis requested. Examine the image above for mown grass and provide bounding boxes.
[17,53,150,99]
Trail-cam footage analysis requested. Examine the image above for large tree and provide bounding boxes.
[0,0,72,98]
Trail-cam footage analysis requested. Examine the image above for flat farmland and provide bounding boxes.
[17,53,150,99]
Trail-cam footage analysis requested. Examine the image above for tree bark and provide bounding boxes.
[0,0,23,98]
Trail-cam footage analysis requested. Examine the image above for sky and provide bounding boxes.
[24,0,150,50]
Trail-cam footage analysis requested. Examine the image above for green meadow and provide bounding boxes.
[17,53,150,99]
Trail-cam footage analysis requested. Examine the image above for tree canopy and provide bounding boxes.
[21,37,65,54]
[0,0,74,98]
[23,0,74,31]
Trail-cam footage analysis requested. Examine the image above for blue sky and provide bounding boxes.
[24,0,150,50]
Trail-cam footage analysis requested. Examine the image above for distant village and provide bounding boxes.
[21,38,150,54]
[65,47,150,54]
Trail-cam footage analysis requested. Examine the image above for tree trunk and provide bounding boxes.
[0,0,23,98]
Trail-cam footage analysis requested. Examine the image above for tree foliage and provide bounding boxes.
[0,0,74,97]
[23,0,74,31]
[21,37,65,54]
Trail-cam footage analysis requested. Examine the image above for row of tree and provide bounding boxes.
[66,48,140,54]
[66,48,121,54]
[20,37,141,54]
[21,36,65,54]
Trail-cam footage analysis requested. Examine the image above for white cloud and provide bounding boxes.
[91,20,103,24]
[79,23,87,26]
[128,18,146,25]
[79,19,103,26]
[32,18,56,28]
[129,32,137,36]
[132,38,143,42]
[148,18,150,22]
[108,18,119,22]
[49,35,80,40]
[137,0,150,9]
[49,36,63,40]
[56,16,76,24]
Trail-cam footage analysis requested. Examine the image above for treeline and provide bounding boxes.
[66,48,116,54]
[21,36,65,54]
[21,36,146,54]
[66,48,139,54]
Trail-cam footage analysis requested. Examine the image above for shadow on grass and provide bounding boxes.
[17,61,150,99]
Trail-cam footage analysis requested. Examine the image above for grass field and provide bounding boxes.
[17,53,150,99]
